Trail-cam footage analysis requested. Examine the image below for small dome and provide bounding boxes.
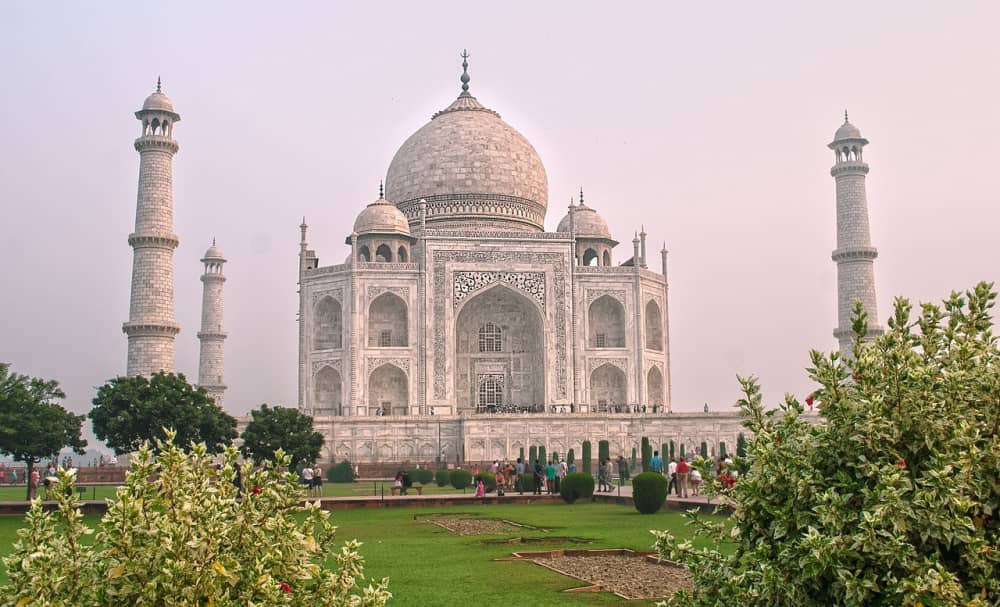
[202,244,225,260]
[834,120,862,141]
[353,197,411,236]
[142,91,175,113]
[557,204,612,240]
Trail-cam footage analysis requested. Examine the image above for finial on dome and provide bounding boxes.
[156,76,162,93]
[579,187,584,206]
[212,237,216,246]
[844,109,849,123]
[460,49,471,96]
[379,180,384,199]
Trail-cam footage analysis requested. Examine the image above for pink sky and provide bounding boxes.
[1,3,997,434]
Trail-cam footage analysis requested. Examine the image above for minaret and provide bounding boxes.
[197,240,227,405]
[829,111,882,354]
[123,79,181,376]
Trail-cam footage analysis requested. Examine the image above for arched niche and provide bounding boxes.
[590,363,626,411]
[368,363,408,416]
[588,295,626,348]
[455,285,545,413]
[314,297,342,350]
[645,299,663,351]
[368,292,408,347]
[647,366,664,407]
[314,366,343,415]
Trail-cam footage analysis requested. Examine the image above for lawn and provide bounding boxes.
[0,501,719,605]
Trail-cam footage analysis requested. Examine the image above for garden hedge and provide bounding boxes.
[327,459,354,483]
[449,469,472,490]
[434,468,450,487]
[632,471,668,514]
[559,472,595,504]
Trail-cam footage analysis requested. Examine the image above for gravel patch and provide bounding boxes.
[430,516,536,536]
[528,550,692,599]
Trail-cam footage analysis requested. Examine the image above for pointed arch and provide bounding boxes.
[314,296,342,350]
[588,295,626,348]
[358,245,371,262]
[590,363,626,411]
[368,363,408,416]
[647,365,664,407]
[368,292,408,347]
[645,299,663,351]
[314,366,343,415]
[375,244,392,262]
[583,248,599,266]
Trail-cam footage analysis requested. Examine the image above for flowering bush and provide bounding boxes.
[0,432,391,606]
[655,283,1000,606]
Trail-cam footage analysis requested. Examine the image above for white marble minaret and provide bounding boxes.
[123,79,181,375]
[197,241,227,405]
[830,112,883,355]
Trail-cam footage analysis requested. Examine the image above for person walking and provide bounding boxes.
[533,460,544,495]
[545,460,556,494]
[515,458,525,494]
[675,457,690,498]
[603,459,615,492]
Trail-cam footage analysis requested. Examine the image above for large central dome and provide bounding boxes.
[385,59,548,232]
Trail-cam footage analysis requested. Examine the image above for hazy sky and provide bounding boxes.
[2,2,998,442]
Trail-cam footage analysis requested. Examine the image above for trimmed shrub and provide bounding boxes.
[680,444,686,459]
[551,451,559,463]
[736,432,747,458]
[631,446,637,468]
[582,441,592,475]
[327,459,354,483]
[528,446,537,466]
[519,446,525,462]
[632,471,669,514]
[559,472,595,504]
[669,440,676,461]
[449,469,472,490]
[538,446,547,466]
[701,441,708,458]
[475,472,496,493]
[567,448,575,464]
[407,468,433,485]
[435,468,450,487]
[598,440,610,464]
[661,443,669,465]
[519,468,537,492]
[719,441,728,459]
[641,437,652,472]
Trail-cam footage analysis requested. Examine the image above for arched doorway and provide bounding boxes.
[647,366,664,410]
[455,285,545,413]
[368,363,408,416]
[314,366,342,415]
[590,363,626,411]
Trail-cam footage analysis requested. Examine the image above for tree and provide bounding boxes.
[641,436,652,472]
[655,284,1000,606]
[582,440,592,475]
[0,432,390,606]
[598,440,610,464]
[90,371,237,454]
[0,364,87,500]
[241,404,324,468]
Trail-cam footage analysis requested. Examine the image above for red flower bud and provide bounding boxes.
[251,486,262,495]
[280,581,291,593]
[774,434,780,444]
[896,459,906,469]
[805,395,814,406]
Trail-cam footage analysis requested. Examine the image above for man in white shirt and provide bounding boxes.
[301,464,314,491]
[667,459,678,495]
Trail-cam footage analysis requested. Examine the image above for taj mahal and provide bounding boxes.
[121,54,877,464]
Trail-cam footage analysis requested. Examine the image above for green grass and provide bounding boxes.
[0,501,719,605]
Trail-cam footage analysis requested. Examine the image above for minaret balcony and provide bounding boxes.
[134,136,179,153]
[830,162,869,177]
[129,233,179,249]
[123,321,181,337]
[831,246,878,262]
